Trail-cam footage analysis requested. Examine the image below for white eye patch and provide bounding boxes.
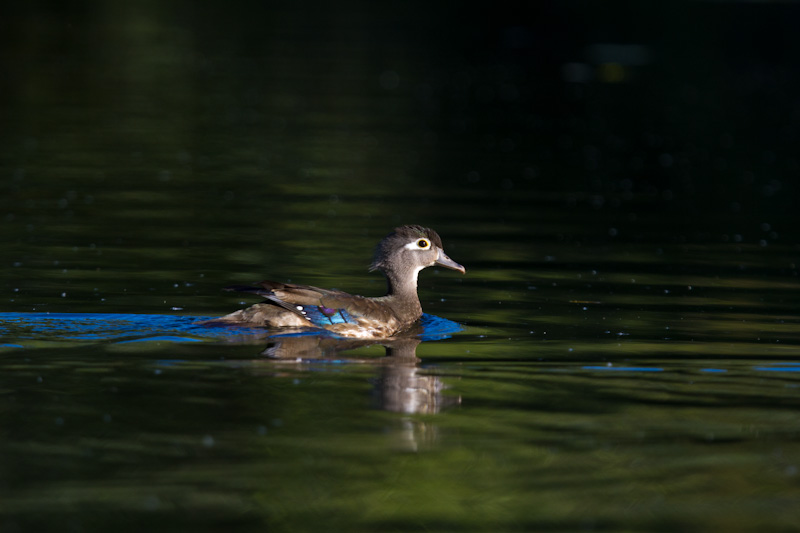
[404,238,431,250]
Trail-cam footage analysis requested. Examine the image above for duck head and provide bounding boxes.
[370,225,466,281]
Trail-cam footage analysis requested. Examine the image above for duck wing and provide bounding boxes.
[225,281,398,328]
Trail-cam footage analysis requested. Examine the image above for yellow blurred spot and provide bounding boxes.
[597,63,626,83]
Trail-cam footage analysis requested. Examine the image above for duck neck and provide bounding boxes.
[382,267,423,321]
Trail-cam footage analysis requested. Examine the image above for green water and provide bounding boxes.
[3,2,800,532]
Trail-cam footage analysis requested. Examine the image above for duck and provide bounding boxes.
[207,225,465,339]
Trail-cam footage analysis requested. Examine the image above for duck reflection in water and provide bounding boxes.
[204,225,465,414]
[254,325,461,415]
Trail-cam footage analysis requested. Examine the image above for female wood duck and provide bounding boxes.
[208,225,465,339]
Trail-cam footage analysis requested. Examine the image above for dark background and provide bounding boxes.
[2,0,799,220]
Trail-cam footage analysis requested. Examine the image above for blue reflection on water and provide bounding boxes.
[417,313,463,341]
[753,364,800,372]
[0,312,462,348]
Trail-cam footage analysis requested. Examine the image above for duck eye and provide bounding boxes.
[417,239,429,249]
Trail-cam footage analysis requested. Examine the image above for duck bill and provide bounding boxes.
[435,250,466,274]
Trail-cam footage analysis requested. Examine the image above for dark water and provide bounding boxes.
[3,2,800,531]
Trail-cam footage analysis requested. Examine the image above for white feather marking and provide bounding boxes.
[404,239,431,250]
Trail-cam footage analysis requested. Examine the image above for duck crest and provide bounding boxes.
[205,225,465,339]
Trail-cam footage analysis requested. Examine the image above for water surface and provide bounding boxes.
[3,196,799,532]
[2,2,800,532]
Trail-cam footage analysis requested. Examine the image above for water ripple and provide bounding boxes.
[0,312,461,348]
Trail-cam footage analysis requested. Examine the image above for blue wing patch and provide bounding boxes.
[299,305,356,327]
